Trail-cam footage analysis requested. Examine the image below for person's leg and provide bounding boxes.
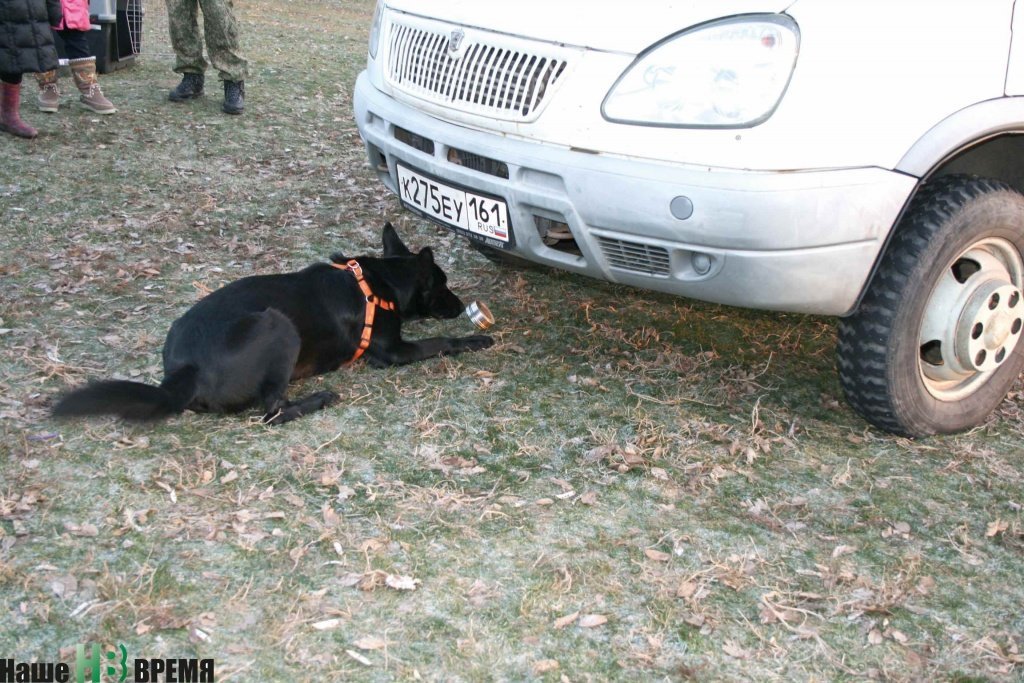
[198,0,248,113]
[34,66,60,112]
[166,0,207,100]
[60,29,92,60]
[51,29,116,114]
[1,73,38,138]
[166,0,208,74]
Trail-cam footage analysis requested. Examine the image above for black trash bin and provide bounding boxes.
[54,0,143,73]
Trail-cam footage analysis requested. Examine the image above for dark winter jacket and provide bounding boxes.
[0,0,63,76]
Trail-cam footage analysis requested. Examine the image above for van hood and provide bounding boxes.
[384,0,794,54]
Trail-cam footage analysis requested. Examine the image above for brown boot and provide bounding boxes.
[35,70,60,112]
[0,82,38,138]
[69,57,116,114]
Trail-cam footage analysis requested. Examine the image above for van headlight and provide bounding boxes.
[602,15,799,128]
[368,1,384,59]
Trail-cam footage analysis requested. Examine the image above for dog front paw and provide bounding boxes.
[461,335,495,352]
[312,390,341,407]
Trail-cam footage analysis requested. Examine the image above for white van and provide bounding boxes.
[353,1,1024,437]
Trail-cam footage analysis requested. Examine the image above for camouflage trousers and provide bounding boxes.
[166,0,248,81]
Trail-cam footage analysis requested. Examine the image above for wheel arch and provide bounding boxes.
[895,97,1024,189]
[844,97,1024,316]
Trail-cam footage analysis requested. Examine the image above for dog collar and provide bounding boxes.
[331,259,396,364]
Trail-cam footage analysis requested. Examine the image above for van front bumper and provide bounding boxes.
[354,72,916,315]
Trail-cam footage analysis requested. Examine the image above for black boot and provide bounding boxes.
[223,80,245,115]
[169,73,205,102]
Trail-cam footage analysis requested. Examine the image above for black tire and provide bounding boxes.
[837,174,1024,437]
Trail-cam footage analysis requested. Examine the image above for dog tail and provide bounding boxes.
[52,366,199,421]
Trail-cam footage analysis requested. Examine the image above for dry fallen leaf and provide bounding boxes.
[676,580,698,599]
[358,572,386,592]
[868,629,884,645]
[359,538,387,554]
[550,478,574,492]
[986,518,1009,537]
[579,491,598,506]
[338,572,364,588]
[322,505,341,527]
[583,444,617,463]
[553,611,580,629]
[683,614,706,628]
[832,544,857,558]
[50,575,77,599]
[584,443,646,471]
[881,520,912,539]
[442,456,477,469]
[644,548,671,562]
[532,659,560,674]
[579,614,608,628]
[353,636,387,651]
[63,522,96,537]
[288,545,307,566]
[722,641,751,659]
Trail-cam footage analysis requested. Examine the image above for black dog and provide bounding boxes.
[52,223,494,424]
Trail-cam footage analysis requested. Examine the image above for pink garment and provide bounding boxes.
[55,0,90,31]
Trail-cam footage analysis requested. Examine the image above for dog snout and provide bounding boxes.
[441,292,464,318]
[430,288,464,319]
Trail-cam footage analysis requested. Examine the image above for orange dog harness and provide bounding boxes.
[332,259,396,364]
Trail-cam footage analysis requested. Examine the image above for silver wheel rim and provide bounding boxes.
[918,237,1024,401]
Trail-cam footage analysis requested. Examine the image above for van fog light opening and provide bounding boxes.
[534,216,581,256]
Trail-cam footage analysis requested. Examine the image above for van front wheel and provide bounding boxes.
[837,174,1024,437]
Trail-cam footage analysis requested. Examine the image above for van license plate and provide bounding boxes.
[397,164,512,247]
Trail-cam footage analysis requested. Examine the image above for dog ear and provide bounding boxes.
[382,222,413,256]
[417,247,435,269]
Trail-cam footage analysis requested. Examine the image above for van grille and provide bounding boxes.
[394,126,435,155]
[384,19,569,121]
[448,147,509,179]
[597,237,671,277]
